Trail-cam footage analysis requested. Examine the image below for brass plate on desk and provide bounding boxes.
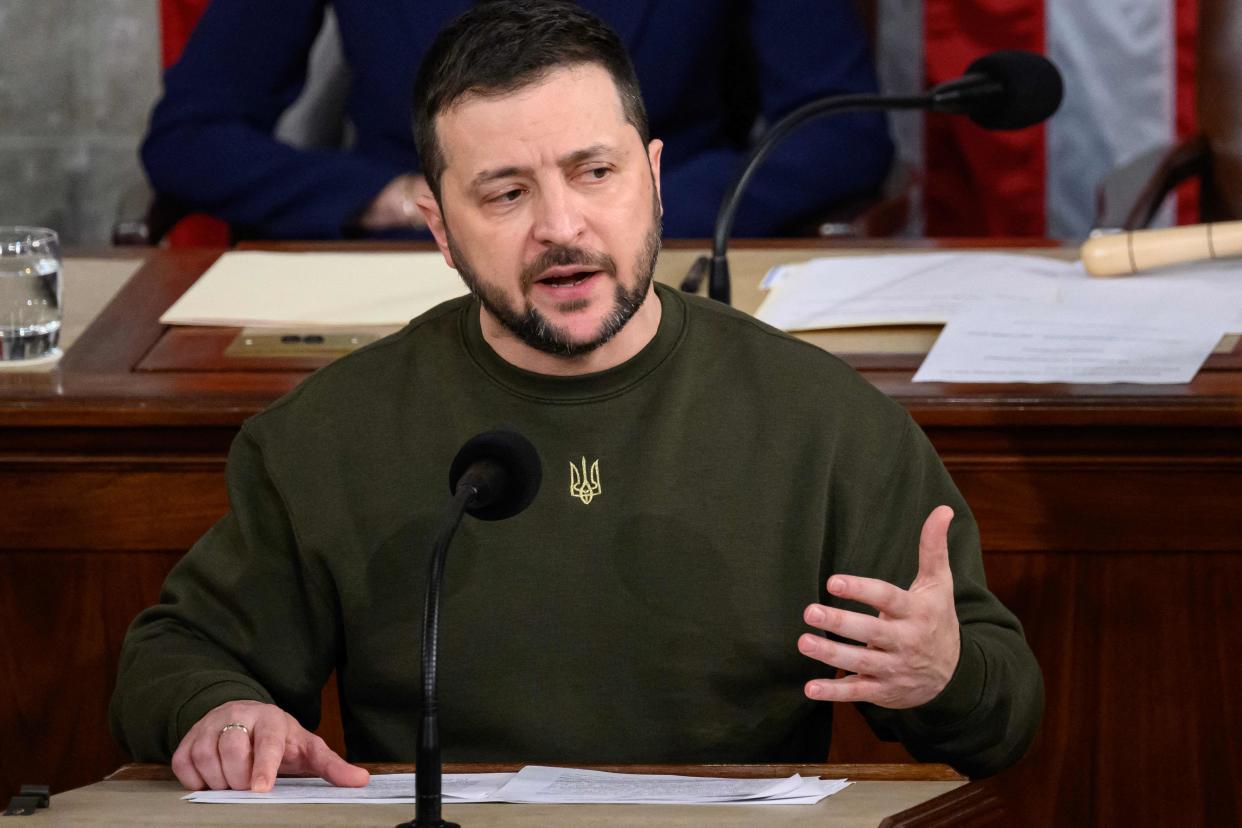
[224,327,400,358]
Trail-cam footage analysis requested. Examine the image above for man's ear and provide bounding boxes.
[647,138,664,214]
[417,192,456,269]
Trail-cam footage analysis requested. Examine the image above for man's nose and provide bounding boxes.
[532,181,586,246]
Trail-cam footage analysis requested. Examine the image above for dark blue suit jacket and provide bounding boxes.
[143,0,892,239]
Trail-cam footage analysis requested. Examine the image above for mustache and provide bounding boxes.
[520,246,617,290]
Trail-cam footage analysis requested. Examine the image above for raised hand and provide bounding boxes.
[171,700,370,791]
[798,505,961,709]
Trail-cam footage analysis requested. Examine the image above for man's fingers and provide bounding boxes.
[249,715,290,792]
[803,603,891,647]
[916,505,955,585]
[798,634,894,678]
[171,744,206,791]
[305,737,370,788]
[804,674,883,704]
[188,734,229,790]
[827,574,911,617]
[218,728,253,790]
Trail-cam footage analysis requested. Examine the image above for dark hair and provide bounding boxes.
[412,0,650,199]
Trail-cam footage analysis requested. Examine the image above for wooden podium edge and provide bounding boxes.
[879,777,1005,827]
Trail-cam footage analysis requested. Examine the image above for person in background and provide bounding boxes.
[141,0,892,240]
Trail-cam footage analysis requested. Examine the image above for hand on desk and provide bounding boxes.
[172,700,369,791]
[357,173,431,231]
[799,505,961,709]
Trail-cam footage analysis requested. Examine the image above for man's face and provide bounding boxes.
[420,63,663,357]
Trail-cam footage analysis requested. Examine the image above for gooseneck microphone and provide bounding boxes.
[397,431,542,828]
[681,50,1064,304]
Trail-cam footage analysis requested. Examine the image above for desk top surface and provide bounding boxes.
[3,240,1241,429]
[48,763,971,827]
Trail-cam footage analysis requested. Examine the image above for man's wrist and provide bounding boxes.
[909,631,986,729]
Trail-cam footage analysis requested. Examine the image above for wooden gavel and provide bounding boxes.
[1081,219,1242,276]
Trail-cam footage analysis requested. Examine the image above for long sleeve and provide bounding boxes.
[140,0,404,239]
[657,1,893,238]
[830,418,1044,778]
[109,428,341,761]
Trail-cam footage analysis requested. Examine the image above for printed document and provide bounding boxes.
[184,766,851,806]
[913,281,1236,384]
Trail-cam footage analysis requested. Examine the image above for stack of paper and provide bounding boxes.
[184,765,851,806]
[755,252,1242,384]
[160,251,468,328]
[755,252,1072,330]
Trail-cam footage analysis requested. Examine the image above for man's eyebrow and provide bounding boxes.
[557,143,620,167]
[470,165,531,189]
[469,144,622,189]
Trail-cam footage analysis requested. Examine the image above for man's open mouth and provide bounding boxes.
[535,267,602,288]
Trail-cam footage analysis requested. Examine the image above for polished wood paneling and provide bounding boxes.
[0,467,226,551]
[1,244,1239,828]
[985,551,1242,827]
[0,551,180,800]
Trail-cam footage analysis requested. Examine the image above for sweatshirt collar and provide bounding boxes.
[459,282,686,402]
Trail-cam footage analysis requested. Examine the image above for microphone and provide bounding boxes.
[682,50,1064,303]
[929,50,1065,129]
[1081,220,1242,277]
[398,431,542,828]
[448,430,542,520]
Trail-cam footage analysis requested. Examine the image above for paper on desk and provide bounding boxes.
[755,252,1073,330]
[1096,257,1242,330]
[913,281,1237,384]
[183,766,851,806]
[160,251,469,327]
[183,772,512,804]
[488,765,849,805]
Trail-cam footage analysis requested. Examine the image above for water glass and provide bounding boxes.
[0,227,62,361]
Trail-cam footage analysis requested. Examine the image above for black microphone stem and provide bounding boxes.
[701,92,929,304]
[399,484,473,828]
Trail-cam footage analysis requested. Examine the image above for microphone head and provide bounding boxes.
[448,430,542,521]
[963,50,1064,130]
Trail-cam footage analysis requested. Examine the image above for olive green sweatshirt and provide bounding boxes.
[110,283,1042,778]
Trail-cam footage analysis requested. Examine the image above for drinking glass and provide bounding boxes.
[0,227,62,361]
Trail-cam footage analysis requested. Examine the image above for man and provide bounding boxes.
[142,0,891,238]
[111,1,1042,793]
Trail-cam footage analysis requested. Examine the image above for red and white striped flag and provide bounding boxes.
[876,0,1198,239]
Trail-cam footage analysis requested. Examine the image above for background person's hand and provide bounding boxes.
[798,505,961,709]
[358,173,431,230]
[171,699,369,792]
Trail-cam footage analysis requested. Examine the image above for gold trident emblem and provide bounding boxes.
[569,457,602,505]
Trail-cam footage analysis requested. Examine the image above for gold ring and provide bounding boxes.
[220,722,250,736]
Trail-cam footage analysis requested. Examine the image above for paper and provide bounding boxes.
[183,766,851,806]
[913,281,1236,384]
[183,772,512,804]
[160,251,469,327]
[754,252,1072,330]
[1100,258,1242,330]
[487,766,848,805]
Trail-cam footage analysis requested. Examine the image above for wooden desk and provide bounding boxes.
[1,241,1240,828]
[44,763,988,827]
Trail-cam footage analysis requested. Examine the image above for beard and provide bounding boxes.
[447,190,663,358]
